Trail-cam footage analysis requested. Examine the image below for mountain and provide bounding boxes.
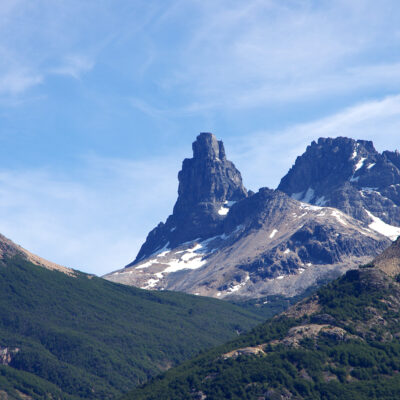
[0,249,263,399]
[278,137,400,239]
[105,134,391,299]
[125,238,400,400]
[132,132,248,263]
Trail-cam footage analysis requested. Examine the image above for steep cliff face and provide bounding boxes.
[131,132,247,264]
[278,137,400,234]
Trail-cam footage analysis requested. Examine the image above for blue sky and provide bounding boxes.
[0,0,400,275]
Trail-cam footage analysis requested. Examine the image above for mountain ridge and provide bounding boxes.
[278,136,400,232]
[105,134,397,300]
[132,132,247,264]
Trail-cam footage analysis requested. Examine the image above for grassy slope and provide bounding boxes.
[0,256,263,399]
[127,266,400,400]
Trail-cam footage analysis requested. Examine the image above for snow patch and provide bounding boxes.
[218,206,229,216]
[227,275,250,293]
[217,200,237,216]
[291,191,304,201]
[361,187,378,193]
[141,278,159,289]
[163,256,207,273]
[367,163,376,170]
[365,210,400,241]
[269,229,278,239]
[303,187,315,203]
[299,203,322,211]
[136,260,157,270]
[276,275,285,280]
[315,196,327,206]
[354,157,366,172]
[284,249,291,254]
[331,210,348,226]
[147,242,170,259]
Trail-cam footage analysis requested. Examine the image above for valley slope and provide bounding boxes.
[125,238,400,400]
[0,246,263,399]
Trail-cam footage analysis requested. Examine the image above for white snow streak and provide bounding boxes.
[218,206,229,215]
[303,187,315,203]
[331,210,348,226]
[227,275,250,293]
[354,157,367,172]
[269,229,278,239]
[315,196,327,206]
[365,210,400,241]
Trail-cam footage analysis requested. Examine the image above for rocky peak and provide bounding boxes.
[175,132,247,210]
[192,132,225,160]
[278,136,400,230]
[131,133,247,264]
[278,137,379,196]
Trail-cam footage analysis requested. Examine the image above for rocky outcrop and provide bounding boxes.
[0,346,19,365]
[372,236,400,277]
[131,133,247,264]
[278,137,400,235]
[106,188,389,299]
[105,134,398,300]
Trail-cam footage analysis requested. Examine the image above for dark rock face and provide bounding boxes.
[106,134,396,300]
[108,185,389,299]
[278,137,400,228]
[131,133,247,264]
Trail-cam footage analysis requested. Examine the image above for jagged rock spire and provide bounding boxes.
[131,133,247,264]
[174,132,247,214]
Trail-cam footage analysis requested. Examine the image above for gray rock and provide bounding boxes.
[131,132,247,264]
[105,135,396,300]
[278,137,400,229]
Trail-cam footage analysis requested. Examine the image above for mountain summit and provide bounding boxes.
[132,132,247,264]
[105,134,393,299]
[278,137,400,237]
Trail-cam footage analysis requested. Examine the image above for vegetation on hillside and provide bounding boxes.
[0,256,263,399]
[126,267,400,399]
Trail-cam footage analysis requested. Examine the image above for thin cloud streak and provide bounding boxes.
[149,0,400,112]
[0,154,181,275]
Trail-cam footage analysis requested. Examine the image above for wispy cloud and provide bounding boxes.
[0,69,42,95]
[0,1,103,99]
[0,154,182,275]
[50,55,94,79]
[140,0,400,112]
